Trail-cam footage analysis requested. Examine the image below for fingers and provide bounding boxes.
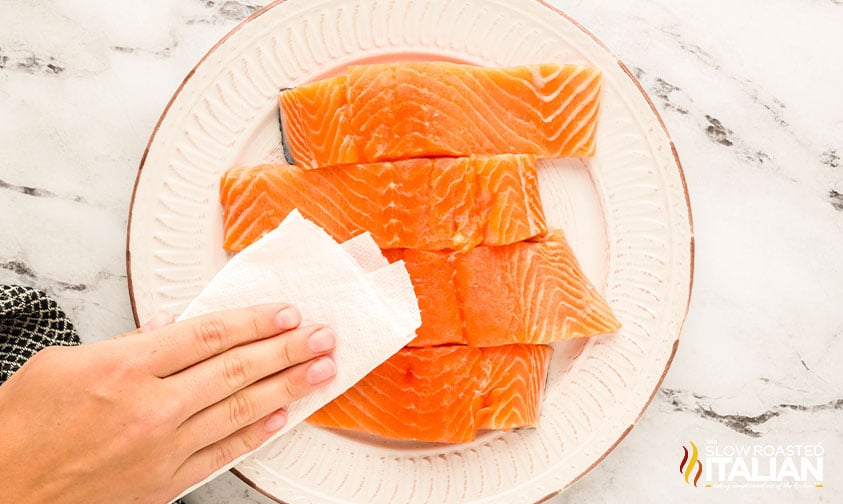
[172,407,290,494]
[140,304,302,377]
[176,354,335,455]
[168,324,336,415]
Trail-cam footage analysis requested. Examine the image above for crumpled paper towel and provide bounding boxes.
[175,210,421,498]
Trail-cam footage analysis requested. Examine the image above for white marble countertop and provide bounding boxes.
[1,1,841,503]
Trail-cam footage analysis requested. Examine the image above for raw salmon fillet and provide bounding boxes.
[279,75,355,168]
[219,155,545,252]
[306,344,553,443]
[387,231,621,347]
[279,62,603,169]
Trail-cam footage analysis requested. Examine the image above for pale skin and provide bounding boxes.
[0,303,336,504]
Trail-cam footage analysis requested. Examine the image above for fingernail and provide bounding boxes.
[264,409,287,433]
[308,328,336,353]
[306,357,336,385]
[275,306,301,330]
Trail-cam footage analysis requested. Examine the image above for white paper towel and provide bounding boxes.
[175,210,421,498]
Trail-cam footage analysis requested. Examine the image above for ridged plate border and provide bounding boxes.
[126,0,694,502]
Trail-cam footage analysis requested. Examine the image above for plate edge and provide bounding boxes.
[124,0,288,328]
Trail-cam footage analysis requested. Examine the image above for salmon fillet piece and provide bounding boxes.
[388,231,620,347]
[219,155,546,252]
[387,249,463,346]
[306,344,553,443]
[476,345,552,431]
[279,62,603,169]
[279,76,356,168]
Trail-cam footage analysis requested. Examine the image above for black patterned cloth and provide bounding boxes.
[0,284,80,384]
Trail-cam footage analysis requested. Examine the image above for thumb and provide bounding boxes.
[139,311,175,333]
[114,311,175,339]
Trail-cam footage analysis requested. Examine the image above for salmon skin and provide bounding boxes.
[307,344,553,443]
[219,155,546,252]
[388,231,621,347]
[279,62,603,169]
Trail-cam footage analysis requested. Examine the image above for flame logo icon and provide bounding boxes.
[679,441,703,486]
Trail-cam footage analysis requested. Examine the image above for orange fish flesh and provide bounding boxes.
[279,62,603,169]
[306,344,553,443]
[219,155,546,252]
[387,232,620,347]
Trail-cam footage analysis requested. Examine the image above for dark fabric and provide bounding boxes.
[0,284,80,384]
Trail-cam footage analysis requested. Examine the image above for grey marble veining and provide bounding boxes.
[0,0,840,502]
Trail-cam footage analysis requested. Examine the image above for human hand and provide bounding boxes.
[0,304,336,504]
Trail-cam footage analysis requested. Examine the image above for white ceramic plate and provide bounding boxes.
[127,0,693,502]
